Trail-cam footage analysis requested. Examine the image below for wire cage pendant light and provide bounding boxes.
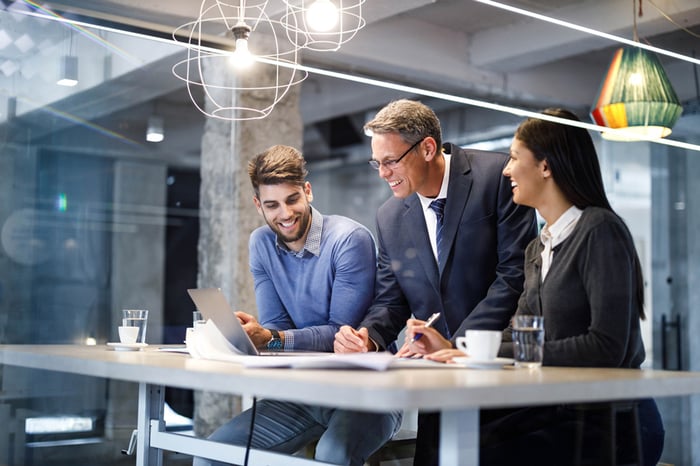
[590,46,683,141]
[172,0,308,121]
[281,0,366,52]
[172,0,367,121]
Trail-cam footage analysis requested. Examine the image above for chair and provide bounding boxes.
[572,401,643,466]
[366,428,417,466]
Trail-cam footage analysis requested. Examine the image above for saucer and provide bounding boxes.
[452,356,513,369]
[107,342,148,351]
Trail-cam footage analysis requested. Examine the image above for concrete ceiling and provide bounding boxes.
[2,0,700,164]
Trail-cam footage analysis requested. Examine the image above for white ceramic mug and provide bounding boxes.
[456,330,502,360]
[118,326,139,344]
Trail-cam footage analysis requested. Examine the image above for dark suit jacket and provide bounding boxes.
[362,143,537,348]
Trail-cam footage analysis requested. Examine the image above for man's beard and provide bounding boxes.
[269,208,311,246]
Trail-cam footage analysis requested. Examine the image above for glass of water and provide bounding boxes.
[512,315,545,369]
[193,310,206,328]
[122,309,149,344]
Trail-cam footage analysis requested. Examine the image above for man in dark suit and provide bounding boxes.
[334,99,537,465]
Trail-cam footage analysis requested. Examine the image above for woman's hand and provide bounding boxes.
[425,348,466,363]
[396,318,452,357]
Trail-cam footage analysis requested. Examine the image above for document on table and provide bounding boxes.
[240,352,459,370]
[186,322,458,371]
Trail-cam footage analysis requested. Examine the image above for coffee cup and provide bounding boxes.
[456,329,502,360]
[118,326,139,344]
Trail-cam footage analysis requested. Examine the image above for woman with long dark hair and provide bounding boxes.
[429,108,665,464]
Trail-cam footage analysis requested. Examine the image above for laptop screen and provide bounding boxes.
[187,288,260,356]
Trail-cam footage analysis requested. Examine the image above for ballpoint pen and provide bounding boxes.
[410,312,441,344]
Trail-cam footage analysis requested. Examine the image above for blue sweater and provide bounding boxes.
[248,208,376,351]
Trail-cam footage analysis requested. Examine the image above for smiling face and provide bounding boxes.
[370,132,442,198]
[254,181,313,252]
[503,138,549,209]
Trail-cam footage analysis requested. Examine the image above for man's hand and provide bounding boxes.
[236,311,272,348]
[334,326,374,353]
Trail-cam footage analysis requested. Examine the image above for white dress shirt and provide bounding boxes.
[418,152,452,262]
[540,205,583,281]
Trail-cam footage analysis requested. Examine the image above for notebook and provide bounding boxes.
[186,287,326,356]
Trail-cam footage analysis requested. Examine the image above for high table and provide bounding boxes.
[2,344,700,466]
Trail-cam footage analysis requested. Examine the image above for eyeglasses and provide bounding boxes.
[368,138,423,170]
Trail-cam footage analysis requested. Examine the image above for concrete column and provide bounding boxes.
[194,55,302,436]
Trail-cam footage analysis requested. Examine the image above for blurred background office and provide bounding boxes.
[0,0,699,464]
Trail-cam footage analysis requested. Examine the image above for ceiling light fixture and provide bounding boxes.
[306,0,339,32]
[57,31,78,87]
[229,21,254,69]
[172,0,309,121]
[281,0,365,52]
[590,0,682,141]
[146,115,164,143]
[590,47,682,140]
[56,55,78,87]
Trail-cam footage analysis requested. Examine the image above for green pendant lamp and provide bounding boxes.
[590,46,683,141]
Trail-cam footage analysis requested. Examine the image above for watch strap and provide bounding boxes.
[267,329,283,351]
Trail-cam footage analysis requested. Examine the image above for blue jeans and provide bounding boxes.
[192,400,403,466]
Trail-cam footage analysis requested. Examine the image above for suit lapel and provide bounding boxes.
[439,147,473,275]
[403,196,441,292]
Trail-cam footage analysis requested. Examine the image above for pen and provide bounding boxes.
[410,312,441,343]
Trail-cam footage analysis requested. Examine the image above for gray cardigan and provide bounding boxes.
[501,207,646,368]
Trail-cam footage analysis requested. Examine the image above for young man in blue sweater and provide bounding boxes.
[193,145,401,466]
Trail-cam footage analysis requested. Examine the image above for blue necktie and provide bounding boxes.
[429,198,446,265]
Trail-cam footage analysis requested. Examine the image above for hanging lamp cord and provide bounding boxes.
[632,0,640,42]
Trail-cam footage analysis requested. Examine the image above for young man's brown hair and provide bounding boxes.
[248,145,308,197]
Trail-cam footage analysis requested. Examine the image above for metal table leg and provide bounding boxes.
[440,408,478,465]
[136,383,164,466]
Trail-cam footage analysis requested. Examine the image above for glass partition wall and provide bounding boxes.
[1,5,699,466]
[0,8,201,465]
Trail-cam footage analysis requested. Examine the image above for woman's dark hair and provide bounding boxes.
[514,108,611,210]
[515,108,646,319]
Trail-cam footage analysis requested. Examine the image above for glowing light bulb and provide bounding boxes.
[307,0,338,32]
[230,38,254,69]
[628,72,644,86]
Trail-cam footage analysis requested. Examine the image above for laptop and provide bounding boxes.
[187,288,327,356]
[186,288,458,369]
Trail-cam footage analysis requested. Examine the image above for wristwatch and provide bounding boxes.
[267,329,283,351]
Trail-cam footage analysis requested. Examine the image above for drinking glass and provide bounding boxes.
[512,315,544,368]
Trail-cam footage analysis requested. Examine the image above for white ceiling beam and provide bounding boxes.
[469,0,700,72]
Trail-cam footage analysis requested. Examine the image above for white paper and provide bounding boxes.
[186,321,459,371]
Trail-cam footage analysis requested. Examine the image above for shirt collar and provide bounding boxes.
[540,205,583,249]
[275,205,323,257]
[418,151,451,212]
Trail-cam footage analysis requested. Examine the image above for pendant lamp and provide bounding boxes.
[590,46,682,140]
[590,0,682,141]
